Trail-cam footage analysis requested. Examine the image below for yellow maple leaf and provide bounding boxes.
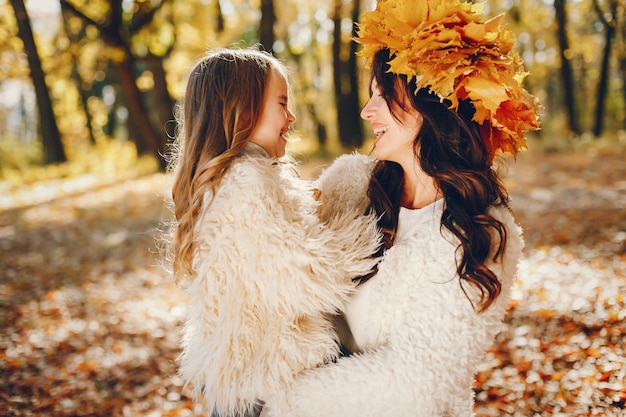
[462,76,509,114]
[462,21,486,43]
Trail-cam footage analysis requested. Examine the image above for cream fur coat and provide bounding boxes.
[178,144,381,416]
[262,153,524,417]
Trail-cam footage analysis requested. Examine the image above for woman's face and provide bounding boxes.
[249,69,296,158]
[360,78,423,165]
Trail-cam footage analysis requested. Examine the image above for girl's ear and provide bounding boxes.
[234,111,255,145]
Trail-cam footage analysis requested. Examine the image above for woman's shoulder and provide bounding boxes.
[488,203,523,241]
[488,202,525,263]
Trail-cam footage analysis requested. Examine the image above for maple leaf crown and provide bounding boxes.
[355,0,540,159]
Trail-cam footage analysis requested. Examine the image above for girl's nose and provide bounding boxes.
[287,108,296,124]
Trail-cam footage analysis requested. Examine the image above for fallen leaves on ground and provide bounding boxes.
[1,141,625,416]
[474,143,626,417]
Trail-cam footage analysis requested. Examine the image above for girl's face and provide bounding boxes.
[361,78,422,166]
[249,69,296,158]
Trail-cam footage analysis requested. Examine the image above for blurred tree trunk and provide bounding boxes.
[113,56,165,157]
[215,0,225,33]
[136,1,176,143]
[592,0,617,137]
[104,1,166,168]
[554,0,581,135]
[288,42,329,151]
[60,3,96,144]
[260,0,275,53]
[73,65,97,145]
[622,5,626,130]
[9,0,67,164]
[332,0,363,149]
[146,53,176,141]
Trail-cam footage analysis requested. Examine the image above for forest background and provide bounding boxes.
[0,0,625,416]
[1,0,625,173]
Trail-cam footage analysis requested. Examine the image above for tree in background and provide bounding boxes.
[592,0,619,137]
[259,0,276,53]
[554,0,581,136]
[135,1,177,144]
[9,0,66,164]
[60,0,171,169]
[621,0,626,130]
[332,0,363,149]
[2,0,626,177]
[59,2,97,145]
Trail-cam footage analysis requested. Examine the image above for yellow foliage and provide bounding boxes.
[0,138,158,188]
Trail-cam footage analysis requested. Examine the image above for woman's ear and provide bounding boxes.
[415,111,424,134]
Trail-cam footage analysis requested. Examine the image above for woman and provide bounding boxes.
[166,48,381,417]
[261,0,540,415]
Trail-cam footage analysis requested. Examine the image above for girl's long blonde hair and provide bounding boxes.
[167,47,287,284]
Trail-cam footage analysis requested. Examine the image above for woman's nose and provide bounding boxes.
[360,98,374,120]
[288,109,296,124]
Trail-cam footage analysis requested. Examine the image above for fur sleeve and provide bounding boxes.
[313,153,376,222]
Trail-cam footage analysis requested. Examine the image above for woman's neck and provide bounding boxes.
[401,161,440,209]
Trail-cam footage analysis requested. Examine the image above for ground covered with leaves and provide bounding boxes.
[1,140,625,416]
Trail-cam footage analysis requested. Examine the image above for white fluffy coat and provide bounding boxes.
[178,145,381,416]
[262,153,524,417]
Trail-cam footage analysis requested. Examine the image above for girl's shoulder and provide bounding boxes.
[214,152,310,207]
[225,152,285,188]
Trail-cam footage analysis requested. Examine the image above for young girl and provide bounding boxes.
[261,0,540,415]
[166,48,381,417]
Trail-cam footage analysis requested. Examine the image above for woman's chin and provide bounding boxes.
[373,145,386,160]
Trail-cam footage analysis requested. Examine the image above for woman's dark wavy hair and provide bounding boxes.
[360,48,510,313]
